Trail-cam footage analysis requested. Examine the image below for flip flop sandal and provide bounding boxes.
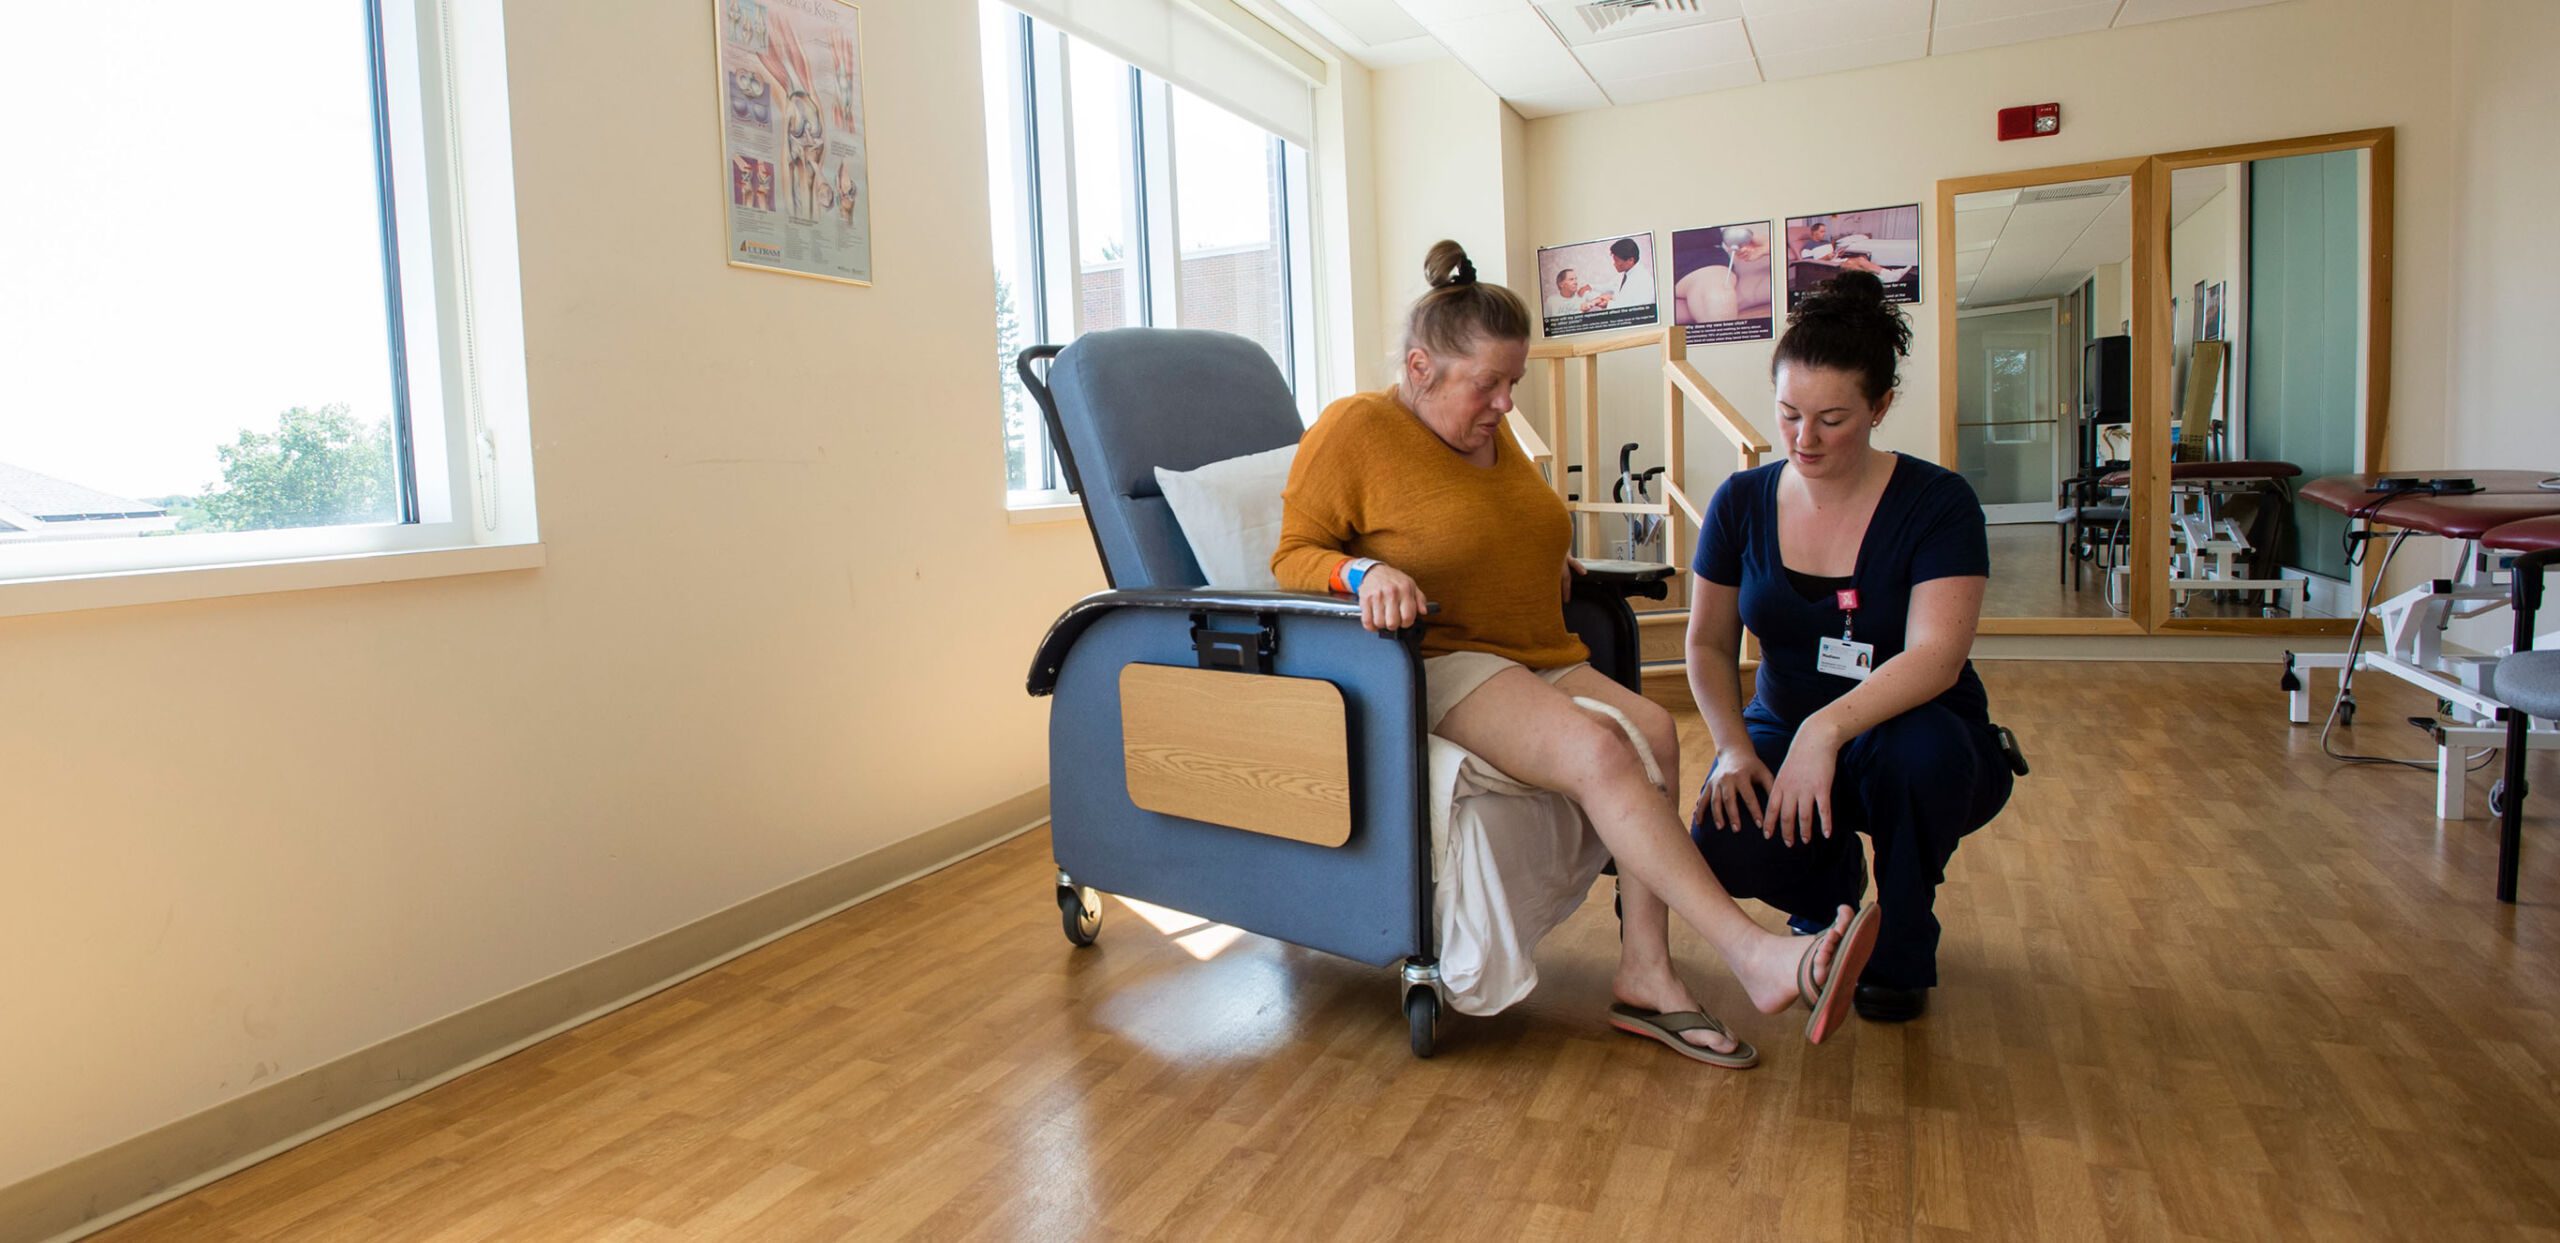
[1607,1004,1759,1069]
[1797,903,1881,1045]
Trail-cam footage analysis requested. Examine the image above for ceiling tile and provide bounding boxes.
[2113,0,2288,27]
[1934,0,2102,24]
[1932,3,2115,55]
[2052,191,2135,272]
[1426,7,1599,94]
[1536,0,1748,45]
[1396,0,1533,23]
[1961,176,2131,307]
[1754,28,1928,78]
[1509,80,1617,116]
[1300,0,1432,44]
[1955,205,2014,250]
[2171,164,2234,224]
[1743,0,1931,54]
[1600,59,1765,105]
[1361,34,1455,64]
[1740,0,1854,13]
[1571,18,1754,79]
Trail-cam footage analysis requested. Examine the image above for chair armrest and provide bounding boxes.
[1028,588,1437,696]
[1575,559,1676,601]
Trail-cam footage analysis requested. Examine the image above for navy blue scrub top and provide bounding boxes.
[1695,454,1992,731]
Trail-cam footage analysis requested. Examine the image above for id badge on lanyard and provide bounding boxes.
[1815,587,1876,681]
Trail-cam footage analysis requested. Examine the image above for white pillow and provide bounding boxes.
[1155,443,1298,589]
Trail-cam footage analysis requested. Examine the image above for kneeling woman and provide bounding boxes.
[1686,272,2014,1023]
[1275,241,1878,1067]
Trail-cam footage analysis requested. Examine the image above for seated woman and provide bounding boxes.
[1273,241,1880,1067]
[1685,272,2014,1024]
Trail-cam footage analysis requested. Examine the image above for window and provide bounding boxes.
[0,0,533,591]
[980,2,1313,505]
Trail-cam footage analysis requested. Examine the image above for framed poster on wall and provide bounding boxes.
[1536,234,1659,337]
[717,0,872,284]
[1784,205,1921,308]
[1669,221,1776,345]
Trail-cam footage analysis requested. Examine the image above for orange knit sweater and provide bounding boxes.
[1272,388,1588,668]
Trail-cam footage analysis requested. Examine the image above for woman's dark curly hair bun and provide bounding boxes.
[1773,270,1912,403]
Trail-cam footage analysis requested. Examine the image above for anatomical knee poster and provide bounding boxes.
[718,0,872,285]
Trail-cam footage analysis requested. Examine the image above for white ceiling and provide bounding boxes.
[1952,164,2228,308]
[1267,0,2292,116]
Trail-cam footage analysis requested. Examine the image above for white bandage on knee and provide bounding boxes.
[1572,696,1665,792]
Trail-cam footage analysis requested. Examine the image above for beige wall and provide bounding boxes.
[2446,0,2560,469]
[1317,57,1385,397]
[2091,258,2131,338]
[1369,59,1529,389]
[2170,176,2241,358]
[2168,174,2242,433]
[1499,0,2455,506]
[0,0,1105,1189]
[2441,0,2560,649]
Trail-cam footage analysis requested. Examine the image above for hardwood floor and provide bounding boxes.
[1986,523,2123,620]
[95,662,2560,1241]
[1983,524,2357,623]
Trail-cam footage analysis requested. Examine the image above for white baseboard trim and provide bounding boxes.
[8,788,1051,1243]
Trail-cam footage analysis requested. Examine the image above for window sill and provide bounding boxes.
[0,541,546,620]
[1008,500,1085,526]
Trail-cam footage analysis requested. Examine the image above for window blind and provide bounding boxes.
[1006,0,1321,147]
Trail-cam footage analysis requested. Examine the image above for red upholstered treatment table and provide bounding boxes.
[2283,470,2560,822]
[2301,471,2560,540]
[2100,460,2308,615]
[2484,514,2560,555]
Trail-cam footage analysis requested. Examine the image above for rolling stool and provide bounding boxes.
[2485,513,2560,903]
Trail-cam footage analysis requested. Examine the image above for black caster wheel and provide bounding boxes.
[1059,885,1100,947]
[2337,697,2356,727]
[1405,985,1439,1059]
[2490,780,2507,819]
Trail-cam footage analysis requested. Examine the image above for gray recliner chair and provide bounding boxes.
[1021,327,1669,1056]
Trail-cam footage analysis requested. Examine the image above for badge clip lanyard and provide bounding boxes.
[1836,587,1860,643]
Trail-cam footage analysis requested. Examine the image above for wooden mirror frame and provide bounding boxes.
[1933,129,2395,637]
[1935,157,2156,636]
[2140,127,2394,636]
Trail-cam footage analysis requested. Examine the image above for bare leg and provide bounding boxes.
[1545,669,1726,1051]
[1437,668,1848,1019]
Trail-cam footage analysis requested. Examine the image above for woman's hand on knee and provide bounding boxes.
[1358,565,1425,632]
[1696,747,1771,834]
[1763,746,1838,846]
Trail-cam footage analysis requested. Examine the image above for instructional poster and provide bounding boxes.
[1536,234,1660,338]
[718,0,872,284]
[1783,205,1921,309]
[1668,221,1776,345]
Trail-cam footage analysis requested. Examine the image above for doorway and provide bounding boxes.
[1955,300,2063,524]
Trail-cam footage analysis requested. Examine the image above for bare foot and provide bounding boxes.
[1611,964,1740,1055]
[1737,904,1851,1015]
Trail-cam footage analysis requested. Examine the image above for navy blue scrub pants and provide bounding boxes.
[1690,703,2013,990]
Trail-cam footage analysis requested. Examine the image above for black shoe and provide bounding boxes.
[1853,982,1928,1023]
[1787,848,1869,936]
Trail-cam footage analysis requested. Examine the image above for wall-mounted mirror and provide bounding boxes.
[1939,160,2150,631]
[1939,132,2392,637]
[2148,136,2388,630]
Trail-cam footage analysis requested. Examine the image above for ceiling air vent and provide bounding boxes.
[2016,181,2125,204]
[1557,0,1705,39]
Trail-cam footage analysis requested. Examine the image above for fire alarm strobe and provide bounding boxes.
[1998,103,2061,141]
